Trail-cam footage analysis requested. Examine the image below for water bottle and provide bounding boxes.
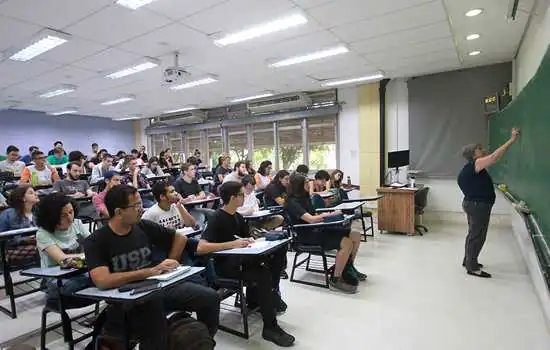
[347,176,351,185]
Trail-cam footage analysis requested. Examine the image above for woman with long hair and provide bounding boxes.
[264,170,290,207]
[254,160,273,191]
[285,173,366,293]
[0,185,39,231]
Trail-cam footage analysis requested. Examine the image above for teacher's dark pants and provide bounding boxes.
[462,200,493,271]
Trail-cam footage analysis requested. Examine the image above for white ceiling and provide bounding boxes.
[0,0,535,119]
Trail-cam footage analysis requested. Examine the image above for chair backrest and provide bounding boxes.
[414,186,430,210]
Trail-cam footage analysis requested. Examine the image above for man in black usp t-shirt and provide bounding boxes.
[197,181,295,347]
[84,184,220,349]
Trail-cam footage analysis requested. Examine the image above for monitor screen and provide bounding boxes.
[388,150,409,168]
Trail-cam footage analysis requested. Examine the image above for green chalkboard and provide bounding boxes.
[489,46,550,250]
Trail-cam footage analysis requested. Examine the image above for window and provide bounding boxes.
[168,132,183,163]
[278,120,303,170]
[207,128,223,169]
[151,134,166,157]
[228,126,248,162]
[187,130,202,160]
[253,123,275,169]
[308,116,337,170]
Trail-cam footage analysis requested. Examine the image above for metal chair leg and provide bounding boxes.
[40,308,48,350]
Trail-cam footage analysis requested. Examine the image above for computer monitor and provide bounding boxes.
[388,150,409,169]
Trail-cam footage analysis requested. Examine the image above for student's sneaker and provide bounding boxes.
[262,325,295,347]
[275,299,288,315]
[329,277,357,294]
[342,265,359,286]
[352,265,367,281]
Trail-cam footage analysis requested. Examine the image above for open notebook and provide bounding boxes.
[146,265,192,281]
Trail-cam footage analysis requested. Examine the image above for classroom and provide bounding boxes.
[1,0,550,349]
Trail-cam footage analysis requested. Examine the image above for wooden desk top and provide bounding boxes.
[377,184,424,193]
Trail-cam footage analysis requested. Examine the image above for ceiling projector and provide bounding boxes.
[163,52,190,84]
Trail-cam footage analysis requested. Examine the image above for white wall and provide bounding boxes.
[337,87,360,186]
[515,0,550,92]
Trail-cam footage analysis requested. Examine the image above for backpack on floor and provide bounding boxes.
[167,313,215,350]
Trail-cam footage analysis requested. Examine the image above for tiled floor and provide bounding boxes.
[6,222,550,349]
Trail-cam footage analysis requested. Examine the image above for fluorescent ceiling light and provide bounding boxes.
[38,84,77,98]
[465,8,483,17]
[116,0,157,10]
[101,95,136,106]
[9,29,70,61]
[114,116,142,121]
[321,74,384,87]
[231,93,275,103]
[106,59,160,79]
[48,109,78,116]
[170,75,219,91]
[214,13,308,47]
[164,106,198,114]
[466,34,480,40]
[269,46,349,68]
[468,50,481,56]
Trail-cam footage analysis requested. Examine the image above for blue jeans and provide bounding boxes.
[46,273,95,309]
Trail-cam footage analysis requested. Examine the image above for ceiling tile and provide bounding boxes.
[291,0,335,9]
[351,21,451,54]
[364,38,456,63]
[246,29,340,60]
[0,0,112,29]
[146,0,228,20]
[119,23,212,57]
[0,59,62,89]
[71,48,143,74]
[0,15,42,53]
[306,0,434,28]
[64,4,172,46]
[331,1,447,43]
[37,38,108,65]
[182,0,297,34]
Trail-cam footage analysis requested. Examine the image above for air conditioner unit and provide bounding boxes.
[248,93,312,114]
[158,110,207,125]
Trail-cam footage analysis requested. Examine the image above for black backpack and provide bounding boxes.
[168,313,215,350]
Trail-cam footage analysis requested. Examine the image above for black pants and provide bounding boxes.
[104,282,220,349]
[462,200,493,271]
[217,245,287,328]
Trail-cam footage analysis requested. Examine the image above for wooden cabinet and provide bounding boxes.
[376,186,422,234]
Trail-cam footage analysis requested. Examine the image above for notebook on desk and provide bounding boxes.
[146,265,191,281]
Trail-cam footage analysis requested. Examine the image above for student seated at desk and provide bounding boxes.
[142,182,196,229]
[254,160,273,191]
[0,145,26,176]
[92,171,121,218]
[198,181,294,347]
[90,153,114,185]
[141,156,165,177]
[0,185,38,232]
[213,155,231,188]
[20,145,39,165]
[84,185,220,346]
[47,147,69,166]
[222,161,248,183]
[174,163,206,200]
[68,150,93,174]
[286,173,366,293]
[0,185,39,265]
[310,170,331,195]
[36,193,93,308]
[238,175,283,231]
[264,170,290,207]
[20,150,60,186]
[123,157,154,208]
[52,162,94,198]
[130,148,144,167]
[47,141,66,156]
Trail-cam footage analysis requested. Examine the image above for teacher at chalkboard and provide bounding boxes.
[457,128,520,278]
